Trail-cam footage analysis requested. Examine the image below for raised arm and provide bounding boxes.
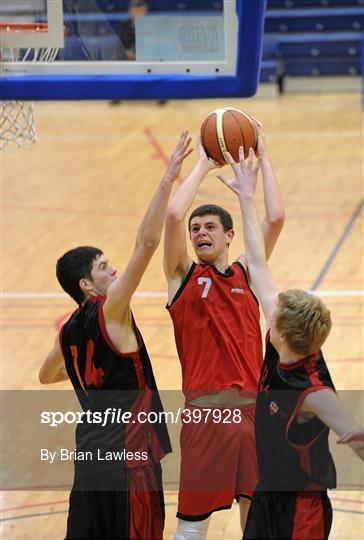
[163,136,220,293]
[235,120,285,269]
[301,390,364,460]
[103,131,193,324]
[255,120,285,260]
[218,148,278,324]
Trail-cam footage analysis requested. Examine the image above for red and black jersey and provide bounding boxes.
[60,295,171,477]
[167,262,262,401]
[255,333,336,491]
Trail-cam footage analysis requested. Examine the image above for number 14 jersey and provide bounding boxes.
[59,295,171,477]
[167,262,263,402]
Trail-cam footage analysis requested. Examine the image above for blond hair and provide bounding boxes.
[275,290,332,356]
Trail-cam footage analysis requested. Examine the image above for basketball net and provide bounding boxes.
[0,23,60,151]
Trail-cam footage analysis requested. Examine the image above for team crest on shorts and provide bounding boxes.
[269,401,279,415]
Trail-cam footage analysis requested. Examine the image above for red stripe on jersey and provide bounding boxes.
[132,356,146,390]
[285,386,335,451]
[84,339,104,389]
[305,353,322,386]
[129,465,164,539]
[97,298,130,357]
[278,351,317,371]
[58,324,64,355]
[97,298,147,389]
[299,446,312,476]
[292,492,325,539]
[70,344,88,394]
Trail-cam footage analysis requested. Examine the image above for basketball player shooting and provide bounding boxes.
[218,146,364,540]
[39,132,192,540]
[164,120,285,539]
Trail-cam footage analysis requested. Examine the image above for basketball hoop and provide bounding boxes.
[0,22,60,151]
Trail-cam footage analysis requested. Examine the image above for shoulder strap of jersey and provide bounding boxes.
[233,261,259,306]
[166,261,196,308]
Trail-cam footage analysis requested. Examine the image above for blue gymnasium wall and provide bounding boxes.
[0,0,266,100]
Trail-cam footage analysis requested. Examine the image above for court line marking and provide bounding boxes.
[144,128,184,184]
[103,108,170,158]
[3,201,362,217]
[2,495,362,514]
[331,497,364,505]
[2,500,68,513]
[310,198,364,291]
[332,508,364,516]
[1,290,363,299]
[3,203,133,218]
[143,128,220,198]
[0,510,68,522]
[1,506,363,522]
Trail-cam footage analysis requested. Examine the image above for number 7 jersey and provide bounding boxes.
[167,262,263,401]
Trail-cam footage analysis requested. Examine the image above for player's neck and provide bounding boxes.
[198,253,229,274]
[214,261,230,273]
[278,344,304,365]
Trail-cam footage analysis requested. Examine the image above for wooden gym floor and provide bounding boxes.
[1,92,363,539]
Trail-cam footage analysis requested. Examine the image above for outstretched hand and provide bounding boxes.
[165,130,194,181]
[217,147,260,197]
[196,133,223,172]
[251,117,268,158]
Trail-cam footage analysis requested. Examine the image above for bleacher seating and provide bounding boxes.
[263,0,363,86]
[94,0,223,13]
[265,7,363,33]
[267,0,363,8]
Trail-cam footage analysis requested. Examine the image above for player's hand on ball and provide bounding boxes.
[251,117,268,158]
[165,130,193,181]
[217,147,260,196]
[197,134,223,171]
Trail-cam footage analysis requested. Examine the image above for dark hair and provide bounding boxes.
[56,246,103,305]
[188,204,233,232]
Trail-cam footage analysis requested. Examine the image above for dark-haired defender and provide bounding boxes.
[219,146,364,540]
[163,124,285,539]
[39,132,192,540]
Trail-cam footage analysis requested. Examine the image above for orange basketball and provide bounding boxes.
[200,107,257,165]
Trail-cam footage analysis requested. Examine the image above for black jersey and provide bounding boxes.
[60,295,171,477]
[255,333,336,491]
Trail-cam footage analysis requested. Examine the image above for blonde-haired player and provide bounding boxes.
[218,142,364,540]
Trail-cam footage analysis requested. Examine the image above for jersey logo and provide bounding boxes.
[269,401,279,415]
[231,288,245,295]
[198,277,212,298]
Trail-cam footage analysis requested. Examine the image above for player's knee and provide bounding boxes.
[174,517,210,540]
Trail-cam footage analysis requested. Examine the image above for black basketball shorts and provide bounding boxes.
[65,462,164,539]
[243,490,332,540]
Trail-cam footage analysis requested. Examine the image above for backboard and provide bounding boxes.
[0,0,266,100]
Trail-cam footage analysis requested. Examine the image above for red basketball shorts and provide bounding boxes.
[177,403,258,521]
